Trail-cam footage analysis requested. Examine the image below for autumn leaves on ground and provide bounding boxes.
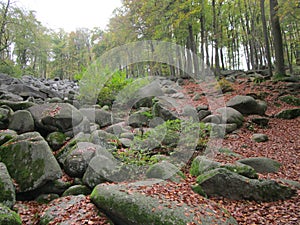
[16,77,300,225]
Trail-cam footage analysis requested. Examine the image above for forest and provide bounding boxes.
[0,0,299,80]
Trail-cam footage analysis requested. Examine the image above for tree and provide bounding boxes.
[260,0,272,77]
[270,0,285,76]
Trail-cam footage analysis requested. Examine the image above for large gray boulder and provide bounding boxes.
[146,161,183,182]
[0,163,15,208]
[190,156,258,179]
[39,195,87,225]
[8,110,34,134]
[7,83,47,100]
[226,95,267,115]
[91,180,238,225]
[0,106,12,129]
[194,168,295,202]
[152,96,180,121]
[237,157,281,173]
[0,73,14,85]
[28,103,84,134]
[79,108,112,128]
[0,204,22,225]
[83,155,132,188]
[0,132,62,192]
[61,142,99,178]
[215,107,244,127]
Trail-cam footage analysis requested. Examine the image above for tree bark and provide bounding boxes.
[260,0,273,77]
[270,0,286,76]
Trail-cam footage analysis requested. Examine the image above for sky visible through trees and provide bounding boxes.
[0,0,299,79]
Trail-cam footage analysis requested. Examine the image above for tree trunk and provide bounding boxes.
[260,0,273,77]
[270,0,285,76]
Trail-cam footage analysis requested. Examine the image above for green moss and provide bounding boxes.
[0,179,14,206]
[191,184,207,197]
[279,95,300,106]
[0,142,45,192]
[222,164,258,179]
[189,160,200,177]
[0,204,22,225]
[91,188,185,225]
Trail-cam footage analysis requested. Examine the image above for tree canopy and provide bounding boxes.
[0,0,299,79]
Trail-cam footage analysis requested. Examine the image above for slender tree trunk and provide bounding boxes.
[0,0,10,58]
[260,0,273,77]
[212,0,220,75]
[270,0,286,76]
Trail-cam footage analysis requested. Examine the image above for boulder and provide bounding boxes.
[237,157,281,174]
[0,204,22,225]
[275,108,300,119]
[79,108,112,128]
[82,155,129,188]
[46,132,67,151]
[152,96,180,121]
[252,133,269,142]
[62,185,91,197]
[128,111,149,128]
[0,106,12,129]
[0,100,35,111]
[0,132,62,192]
[146,161,183,182]
[215,107,244,127]
[251,117,269,127]
[194,168,295,202]
[0,73,14,85]
[28,103,84,134]
[61,142,98,178]
[0,130,17,145]
[7,83,47,100]
[0,163,15,208]
[35,194,59,204]
[226,95,267,115]
[190,156,258,179]
[39,195,87,225]
[91,180,238,225]
[8,110,34,134]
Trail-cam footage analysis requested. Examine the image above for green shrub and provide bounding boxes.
[97,70,133,107]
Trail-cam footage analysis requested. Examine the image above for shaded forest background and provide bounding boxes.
[0,0,299,80]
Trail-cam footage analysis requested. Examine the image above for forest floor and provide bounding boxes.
[15,77,300,225]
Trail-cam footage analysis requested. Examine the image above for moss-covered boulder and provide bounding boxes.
[190,156,258,179]
[62,185,91,197]
[0,163,15,208]
[194,168,295,202]
[0,132,62,192]
[91,180,238,225]
[0,204,22,225]
[8,110,34,134]
[46,132,67,151]
[275,108,300,119]
[279,95,300,106]
[190,156,221,176]
[237,157,281,174]
[0,130,17,146]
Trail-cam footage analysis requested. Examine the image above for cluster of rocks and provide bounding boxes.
[0,72,299,224]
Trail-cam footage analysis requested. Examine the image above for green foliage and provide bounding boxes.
[113,148,159,166]
[97,70,133,107]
